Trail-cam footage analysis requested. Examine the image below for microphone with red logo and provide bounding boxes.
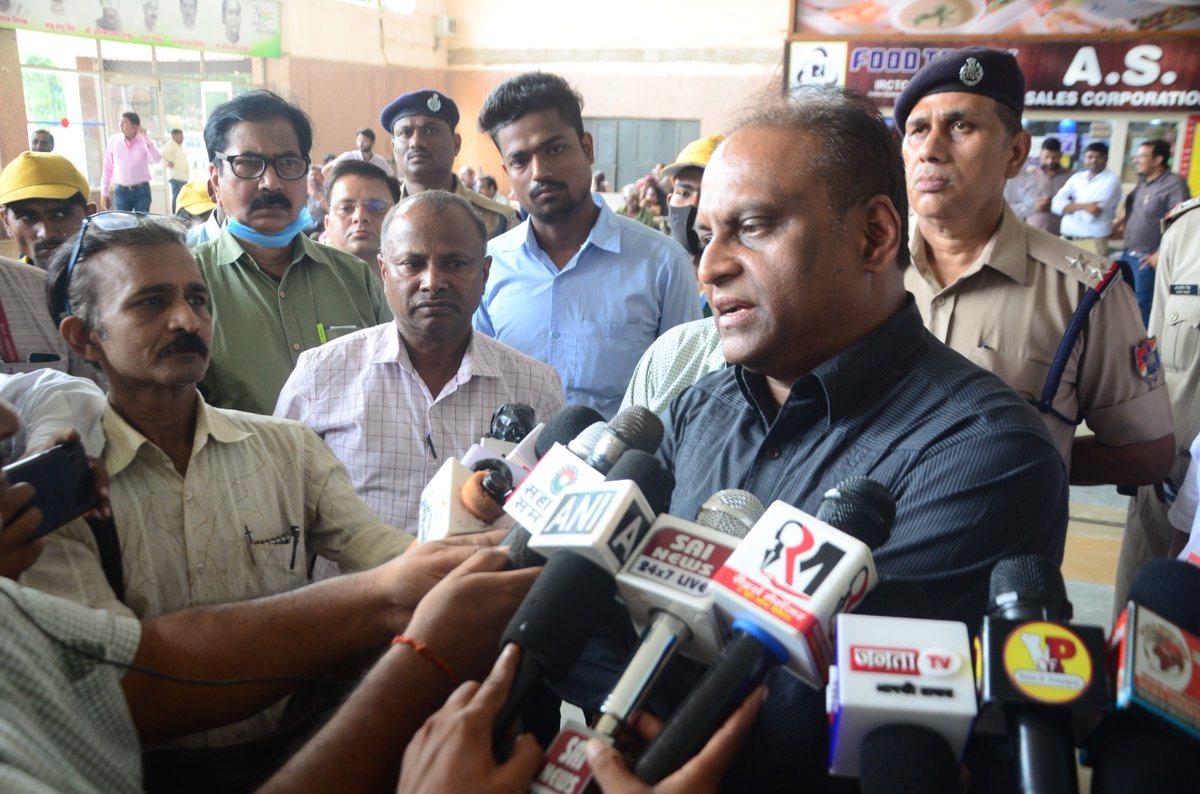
[1088,559,1200,791]
[976,555,1108,794]
[826,580,977,783]
[633,476,894,784]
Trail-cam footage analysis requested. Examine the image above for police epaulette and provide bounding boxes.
[1163,195,1200,234]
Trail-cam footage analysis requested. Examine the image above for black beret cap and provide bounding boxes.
[379,89,460,134]
[893,47,1025,134]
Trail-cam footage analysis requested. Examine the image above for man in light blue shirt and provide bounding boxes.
[473,72,699,418]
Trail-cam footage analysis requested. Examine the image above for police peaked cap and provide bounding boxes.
[893,46,1025,133]
[380,89,460,133]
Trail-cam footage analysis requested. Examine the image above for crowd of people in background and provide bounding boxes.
[1,45,1198,792]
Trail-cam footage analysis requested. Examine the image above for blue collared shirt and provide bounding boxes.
[474,195,700,418]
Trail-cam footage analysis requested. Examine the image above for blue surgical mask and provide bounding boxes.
[226,207,314,248]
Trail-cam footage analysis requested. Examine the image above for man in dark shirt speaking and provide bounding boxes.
[664,88,1069,626]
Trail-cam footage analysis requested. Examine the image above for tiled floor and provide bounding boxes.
[1064,484,1127,633]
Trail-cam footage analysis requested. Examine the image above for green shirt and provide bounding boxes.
[194,229,392,415]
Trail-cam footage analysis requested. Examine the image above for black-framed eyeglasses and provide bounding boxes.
[215,151,310,181]
[53,211,185,321]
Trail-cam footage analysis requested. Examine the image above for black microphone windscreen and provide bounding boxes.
[1091,721,1200,792]
[816,476,894,550]
[500,552,616,681]
[988,554,1072,621]
[608,405,665,453]
[604,449,674,514]
[489,403,536,442]
[859,725,960,794]
[1128,558,1200,636]
[534,406,605,460]
[502,526,547,570]
[854,580,931,619]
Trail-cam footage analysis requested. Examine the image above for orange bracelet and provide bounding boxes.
[391,635,460,686]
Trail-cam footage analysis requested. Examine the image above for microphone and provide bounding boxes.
[977,555,1108,794]
[858,725,962,794]
[527,450,673,572]
[417,456,515,543]
[597,490,765,738]
[826,581,977,779]
[459,462,514,524]
[505,408,609,534]
[1089,559,1200,788]
[490,402,536,444]
[491,551,617,755]
[634,477,895,783]
[567,404,664,475]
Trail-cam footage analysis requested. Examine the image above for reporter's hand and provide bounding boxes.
[398,643,542,794]
[585,686,767,794]
[377,528,510,629]
[0,481,43,579]
[402,546,539,682]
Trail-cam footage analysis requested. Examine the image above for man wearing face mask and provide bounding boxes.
[620,134,726,415]
[191,91,391,415]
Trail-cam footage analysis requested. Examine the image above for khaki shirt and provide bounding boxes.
[906,205,1172,468]
[400,174,518,239]
[1151,197,1200,485]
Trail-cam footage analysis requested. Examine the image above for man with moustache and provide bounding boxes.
[1,152,95,269]
[1052,141,1122,256]
[23,214,411,755]
[474,72,699,418]
[276,191,563,531]
[380,89,517,240]
[179,0,196,28]
[896,48,1172,491]
[192,91,391,415]
[321,158,400,268]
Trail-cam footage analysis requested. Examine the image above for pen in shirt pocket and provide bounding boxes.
[425,434,437,459]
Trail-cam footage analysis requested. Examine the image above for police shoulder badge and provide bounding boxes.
[960,57,984,87]
[427,93,442,113]
[1134,338,1161,382]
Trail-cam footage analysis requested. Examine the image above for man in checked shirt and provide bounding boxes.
[276,190,564,533]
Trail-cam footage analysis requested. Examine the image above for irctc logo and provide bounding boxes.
[760,520,846,599]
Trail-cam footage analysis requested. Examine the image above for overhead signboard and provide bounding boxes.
[0,0,281,58]
[786,38,1200,113]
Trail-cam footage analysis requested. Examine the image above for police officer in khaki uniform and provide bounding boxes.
[380,89,517,239]
[1121,195,1200,605]
[896,48,1173,492]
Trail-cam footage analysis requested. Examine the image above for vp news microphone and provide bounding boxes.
[826,580,976,779]
[634,477,895,783]
[1090,559,1200,790]
[491,551,616,756]
[977,555,1108,794]
[597,489,765,738]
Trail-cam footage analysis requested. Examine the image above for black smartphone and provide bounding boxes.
[2,440,97,539]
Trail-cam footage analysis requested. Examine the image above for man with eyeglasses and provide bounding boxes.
[192,90,391,415]
[322,158,400,269]
[381,89,518,240]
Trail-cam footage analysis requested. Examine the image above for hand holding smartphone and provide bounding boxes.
[2,440,97,539]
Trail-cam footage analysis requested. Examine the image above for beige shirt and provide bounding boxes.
[159,138,189,182]
[905,205,1172,468]
[20,393,412,746]
[1151,198,1200,486]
